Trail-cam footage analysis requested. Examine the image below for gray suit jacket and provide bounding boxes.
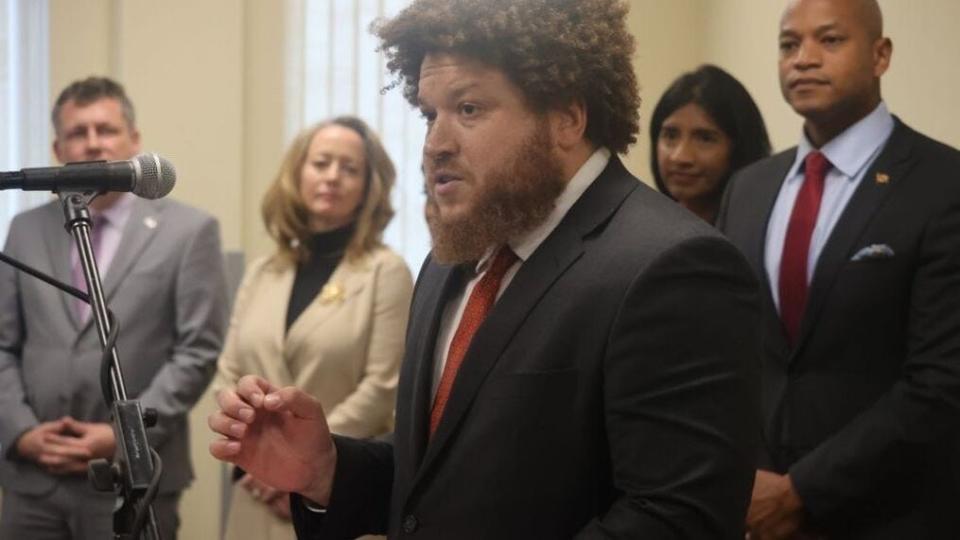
[0,197,228,495]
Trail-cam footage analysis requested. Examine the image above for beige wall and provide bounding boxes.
[50,0,245,253]
[45,1,960,538]
[623,0,707,181]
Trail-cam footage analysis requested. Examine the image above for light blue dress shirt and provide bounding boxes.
[765,102,895,311]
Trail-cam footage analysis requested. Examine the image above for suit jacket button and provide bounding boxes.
[402,514,419,534]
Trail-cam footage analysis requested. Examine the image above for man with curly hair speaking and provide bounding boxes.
[209,1,762,537]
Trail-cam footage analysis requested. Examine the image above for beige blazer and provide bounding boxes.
[216,245,413,438]
[218,245,412,540]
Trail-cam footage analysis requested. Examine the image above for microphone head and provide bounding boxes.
[131,153,176,199]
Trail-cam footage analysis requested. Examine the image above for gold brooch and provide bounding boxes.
[319,283,344,304]
[875,172,890,184]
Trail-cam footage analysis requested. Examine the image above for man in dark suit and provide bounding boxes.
[717,0,960,538]
[0,77,228,539]
[210,1,762,537]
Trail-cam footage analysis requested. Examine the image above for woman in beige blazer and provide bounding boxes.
[217,117,413,540]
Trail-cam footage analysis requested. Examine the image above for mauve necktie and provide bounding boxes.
[779,150,831,346]
[429,246,518,436]
[72,214,107,322]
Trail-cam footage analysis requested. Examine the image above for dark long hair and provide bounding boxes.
[650,64,771,197]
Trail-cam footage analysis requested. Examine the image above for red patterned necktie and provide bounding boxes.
[72,214,107,322]
[429,246,518,436]
[779,150,831,346]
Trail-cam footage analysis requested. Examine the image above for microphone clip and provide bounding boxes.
[59,190,103,233]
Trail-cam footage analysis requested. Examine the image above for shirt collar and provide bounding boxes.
[473,147,612,274]
[96,192,136,228]
[787,101,895,181]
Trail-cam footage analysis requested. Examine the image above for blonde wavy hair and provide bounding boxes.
[261,116,396,264]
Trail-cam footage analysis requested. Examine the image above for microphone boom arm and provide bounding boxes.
[59,191,163,540]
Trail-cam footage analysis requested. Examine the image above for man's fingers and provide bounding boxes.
[208,410,248,439]
[37,453,66,466]
[214,376,284,424]
[39,419,65,431]
[61,416,82,429]
[44,433,86,447]
[41,437,93,459]
[263,387,323,420]
[236,375,278,407]
[209,438,242,461]
[215,388,257,424]
[37,452,87,467]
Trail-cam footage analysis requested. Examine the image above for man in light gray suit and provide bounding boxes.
[0,77,228,539]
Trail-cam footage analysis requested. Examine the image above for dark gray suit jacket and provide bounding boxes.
[293,156,763,539]
[0,196,228,496]
[718,119,960,538]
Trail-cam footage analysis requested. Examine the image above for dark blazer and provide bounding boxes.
[717,119,960,538]
[293,156,763,539]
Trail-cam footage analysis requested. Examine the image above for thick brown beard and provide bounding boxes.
[424,125,566,264]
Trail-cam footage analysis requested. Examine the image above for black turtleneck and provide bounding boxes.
[284,224,354,331]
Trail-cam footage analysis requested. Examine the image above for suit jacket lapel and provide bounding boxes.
[102,199,160,300]
[414,156,637,483]
[795,119,914,353]
[43,203,82,331]
[256,262,296,386]
[400,262,465,473]
[749,151,797,281]
[77,199,160,336]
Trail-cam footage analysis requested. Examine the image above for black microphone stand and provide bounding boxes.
[59,191,163,540]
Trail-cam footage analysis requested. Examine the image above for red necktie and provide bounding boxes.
[779,151,831,346]
[430,246,518,436]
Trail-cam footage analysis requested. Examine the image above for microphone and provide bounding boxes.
[0,153,176,199]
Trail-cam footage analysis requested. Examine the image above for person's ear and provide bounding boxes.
[130,128,142,154]
[52,139,64,164]
[548,98,588,151]
[873,37,892,78]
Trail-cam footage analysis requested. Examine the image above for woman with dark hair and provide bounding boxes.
[216,116,413,540]
[650,64,771,224]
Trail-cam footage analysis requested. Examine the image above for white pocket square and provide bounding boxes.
[850,244,895,261]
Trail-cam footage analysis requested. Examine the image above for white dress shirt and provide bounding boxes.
[764,103,895,310]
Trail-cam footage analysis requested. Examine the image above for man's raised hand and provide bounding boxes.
[208,375,337,505]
